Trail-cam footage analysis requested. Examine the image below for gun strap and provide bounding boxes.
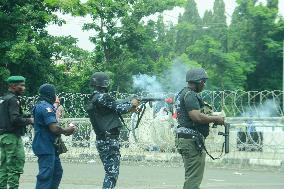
[176,127,225,160]
[118,113,127,128]
[202,140,225,160]
[135,103,146,129]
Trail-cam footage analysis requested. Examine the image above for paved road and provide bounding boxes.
[20,162,284,189]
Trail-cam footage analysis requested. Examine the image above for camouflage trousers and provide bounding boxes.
[0,134,25,189]
[96,138,120,189]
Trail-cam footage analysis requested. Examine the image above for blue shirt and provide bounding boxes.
[32,101,58,155]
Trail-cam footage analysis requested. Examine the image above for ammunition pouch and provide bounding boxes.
[54,136,68,155]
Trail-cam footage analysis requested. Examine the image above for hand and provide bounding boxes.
[130,106,140,113]
[64,125,76,136]
[29,118,34,125]
[131,98,140,107]
[213,116,225,125]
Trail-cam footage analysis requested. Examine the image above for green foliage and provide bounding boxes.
[0,0,283,94]
[81,0,180,92]
[230,0,283,90]
[186,36,253,90]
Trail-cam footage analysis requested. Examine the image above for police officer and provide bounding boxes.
[32,84,76,189]
[86,72,139,189]
[0,76,34,189]
[175,68,224,189]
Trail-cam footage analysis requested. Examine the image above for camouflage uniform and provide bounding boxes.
[87,91,133,189]
[0,76,32,189]
[96,138,120,188]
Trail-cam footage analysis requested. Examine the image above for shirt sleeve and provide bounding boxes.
[184,92,200,112]
[96,93,133,114]
[42,106,57,126]
[8,97,31,127]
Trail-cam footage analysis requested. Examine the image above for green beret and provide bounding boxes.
[6,76,26,84]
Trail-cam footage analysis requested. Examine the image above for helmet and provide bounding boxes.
[90,72,110,87]
[39,83,56,103]
[39,83,56,97]
[186,68,208,82]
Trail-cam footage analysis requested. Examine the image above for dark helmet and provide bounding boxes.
[90,72,110,87]
[186,68,208,82]
[39,83,56,102]
[39,83,56,97]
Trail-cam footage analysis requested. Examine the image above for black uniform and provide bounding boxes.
[86,90,133,189]
[0,91,31,136]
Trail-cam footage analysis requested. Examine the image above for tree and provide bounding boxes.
[187,36,252,90]
[211,0,227,52]
[175,0,203,54]
[82,0,182,92]
[0,0,91,95]
[229,0,283,90]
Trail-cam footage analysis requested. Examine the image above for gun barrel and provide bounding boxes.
[224,123,230,153]
[139,97,164,102]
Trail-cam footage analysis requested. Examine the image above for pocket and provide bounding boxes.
[2,134,17,145]
[177,138,199,157]
[37,166,53,181]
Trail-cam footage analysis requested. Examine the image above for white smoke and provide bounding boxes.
[132,74,164,93]
[242,99,280,117]
[132,59,194,94]
[163,59,189,92]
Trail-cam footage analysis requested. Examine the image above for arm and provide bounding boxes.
[188,110,222,124]
[49,123,75,136]
[184,92,224,125]
[97,93,134,114]
[42,105,75,136]
[8,97,33,127]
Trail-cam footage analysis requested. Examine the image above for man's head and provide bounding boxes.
[90,72,110,91]
[39,83,56,103]
[186,68,208,93]
[6,76,26,96]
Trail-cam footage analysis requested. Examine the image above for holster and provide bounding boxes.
[54,136,68,155]
[193,135,204,154]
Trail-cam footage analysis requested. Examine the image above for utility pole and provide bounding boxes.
[283,40,284,115]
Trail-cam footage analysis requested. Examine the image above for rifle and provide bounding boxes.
[133,97,164,130]
[201,103,230,157]
[115,96,164,131]
[213,122,230,154]
[137,97,164,102]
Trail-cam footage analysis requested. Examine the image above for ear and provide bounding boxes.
[8,83,17,89]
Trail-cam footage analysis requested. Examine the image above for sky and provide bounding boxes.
[47,0,284,51]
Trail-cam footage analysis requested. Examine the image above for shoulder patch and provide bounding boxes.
[0,100,4,104]
[46,107,53,113]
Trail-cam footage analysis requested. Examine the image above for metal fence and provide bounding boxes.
[22,91,284,168]
[21,90,283,118]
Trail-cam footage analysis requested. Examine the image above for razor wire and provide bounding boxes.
[20,90,283,118]
[22,115,284,168]
[21,90,284,168]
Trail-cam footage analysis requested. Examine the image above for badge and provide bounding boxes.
[46,107,53,112]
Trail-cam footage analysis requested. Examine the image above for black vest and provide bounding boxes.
[86,91,121,136]
[0,93,25,136]
[176,87,209,138]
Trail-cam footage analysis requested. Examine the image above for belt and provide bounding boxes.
[177,133,197,139]
[97,134,119,140]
